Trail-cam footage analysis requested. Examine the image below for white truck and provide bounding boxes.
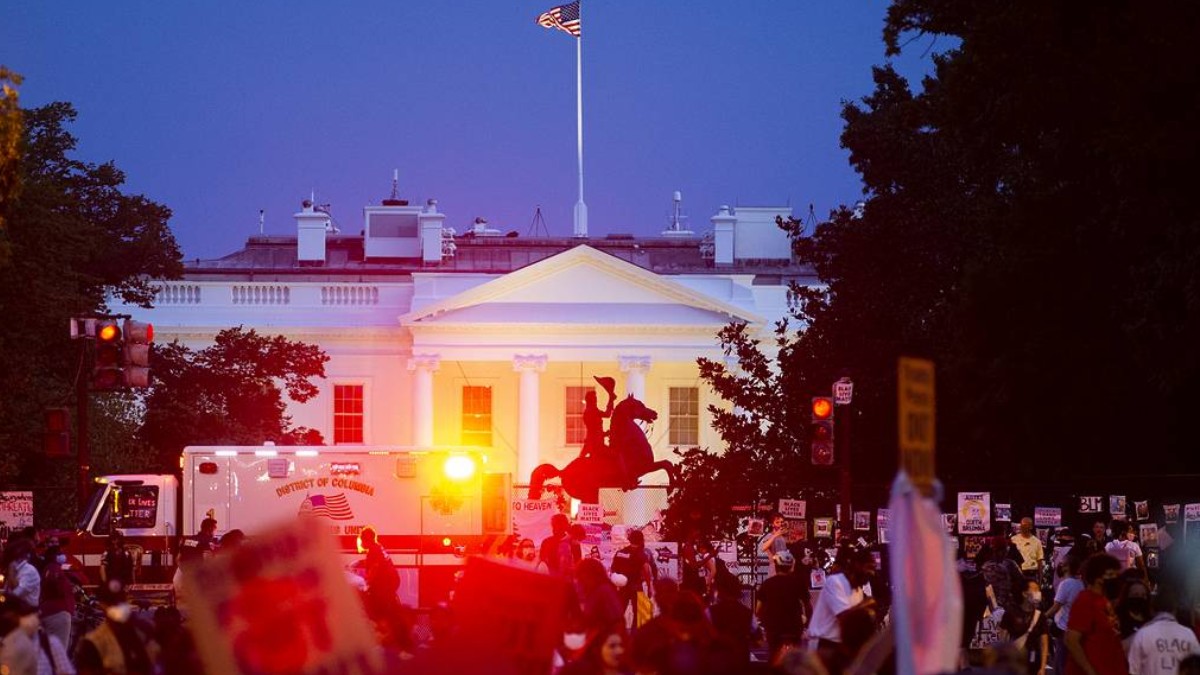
[70,445,512,607]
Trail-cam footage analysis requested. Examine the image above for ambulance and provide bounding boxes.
[71,445,512,607]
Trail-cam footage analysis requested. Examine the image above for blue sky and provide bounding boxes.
[5,1,938,259]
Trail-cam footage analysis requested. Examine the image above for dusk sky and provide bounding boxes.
[5,1,937,260]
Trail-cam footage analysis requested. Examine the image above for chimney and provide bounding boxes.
[419,199,447,263]
[295,199,330,264]
[710,205,736,266]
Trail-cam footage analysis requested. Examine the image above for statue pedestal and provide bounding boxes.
[598,486,670,527]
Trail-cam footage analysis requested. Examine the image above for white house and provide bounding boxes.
[118,193,817,485]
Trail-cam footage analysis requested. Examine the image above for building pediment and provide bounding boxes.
[399,245,763,329]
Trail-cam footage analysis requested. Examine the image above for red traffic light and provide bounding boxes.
[811,397,834,421]
[97,322,121,343]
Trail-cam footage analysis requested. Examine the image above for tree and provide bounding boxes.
[0,67,21,262]
[140,327,329,470]
[0,102,182,500]
[669,3,1200,537]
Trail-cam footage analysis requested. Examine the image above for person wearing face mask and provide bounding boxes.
[1115,575,1152,647]
[74,580,159,675]
[1065,553,1127,675]
[559,628,631,675]
[2,538,41,609]
[1126,584,1200,675]
[1001,579,1049,675]
[39,544,87,654]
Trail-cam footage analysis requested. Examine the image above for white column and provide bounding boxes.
[514,354,548,483]
[407,354,440,448]
[619,355,651,401]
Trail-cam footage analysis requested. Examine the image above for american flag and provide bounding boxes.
[537,1,580,38]
[299,493,354,521]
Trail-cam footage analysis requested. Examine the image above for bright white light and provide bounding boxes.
[295,450,319,457]
[215,450,237,457]
[254,450,278,457]
[443,455,476,481]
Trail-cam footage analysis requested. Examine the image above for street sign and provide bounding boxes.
[833,377,854,405]
[898,357,936,494]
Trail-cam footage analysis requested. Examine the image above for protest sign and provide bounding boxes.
[778,499,806,520]
[0,492,33,531]
[876,509,891,544]
[1078,496,1104,513]
[576,503,602,524]
[853,511,871,531]
[814,518,834,539]
[1034,507,1062,528]
[957,492,991,534]
[1109,495,1127,515]
[454,556,571,675]
[512,498,557,546]
[184,517,384,675]
[1185,504,1200,522]
[1164,504,1180,524]
[1134,501,1150,521]
[994,504,1012,522]
[1139,523,1159,548]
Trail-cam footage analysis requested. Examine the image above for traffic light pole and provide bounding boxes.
[839,404,852,537]
[76,343,91,513]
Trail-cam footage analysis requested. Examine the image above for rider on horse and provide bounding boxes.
[580,376,634,488]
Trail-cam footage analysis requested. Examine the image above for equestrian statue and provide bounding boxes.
[528,376,676,504]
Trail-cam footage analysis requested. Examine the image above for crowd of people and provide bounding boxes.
[3,509,1200,675]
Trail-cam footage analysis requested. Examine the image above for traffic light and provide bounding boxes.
[91,319,125,391]
[44,408,70,457]
[122,319,154,387]
[811,396,835,465]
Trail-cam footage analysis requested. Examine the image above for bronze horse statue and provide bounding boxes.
[528,394,676,504]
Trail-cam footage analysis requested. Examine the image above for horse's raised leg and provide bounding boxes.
[528,464,561,499]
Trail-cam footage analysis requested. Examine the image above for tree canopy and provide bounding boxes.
[140,327,329,470]
[669,3,1200,538]
[0,102,183,484]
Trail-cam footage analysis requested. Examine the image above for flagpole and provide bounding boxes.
[572,8,588,238]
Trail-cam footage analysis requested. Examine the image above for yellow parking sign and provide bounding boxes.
[898,357,936,493]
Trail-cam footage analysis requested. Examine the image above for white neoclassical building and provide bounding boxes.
[118,194,817,484]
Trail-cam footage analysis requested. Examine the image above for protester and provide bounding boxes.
[1012,517,1045,577]
[981,534,1026,619]
[39,542,86,651]
[1000,578,1049,674]
[75,580,159,675]
[1064,553,1127,675]
[1126,584,1199,675]
[218,528,246,550]
[807,546,875,656]
[196,516,219,553]
[611,530,655,631]
[1082,519,1110,555]
[356,526,400,610]
[760,514,791,577]
[708,572,752,667]
[1105,521,1146,577]
[559,628,630,675]
[577,558,624,637]
[1046,550,1087,675]
[540,513,575,577]
[101,534,135,587]
[2,537,41,608]
[0,594,40,675]
[152,606,202,675]
[1114,573,1152,646]
[755,550,810,663]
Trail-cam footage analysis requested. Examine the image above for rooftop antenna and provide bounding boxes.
[661,190,693,237]
[390,169,399,201]
[258,209,265,235]
[528,205,550,237]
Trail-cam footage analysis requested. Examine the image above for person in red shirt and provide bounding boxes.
[1066,553,1127,675]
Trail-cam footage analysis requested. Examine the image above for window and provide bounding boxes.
[669,387,700,446]
[462,385,493,447]
[565,385,592,445]
[118,486,159,529]
[334,384,365,444]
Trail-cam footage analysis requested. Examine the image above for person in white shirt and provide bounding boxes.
[1046,552,1086,675]
[807,547,876,650]
[1105,521,1145,575]
[1127,585,1199,675]
[1011,517,1044,575]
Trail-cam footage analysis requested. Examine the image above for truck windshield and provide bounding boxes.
[76,484,110,531]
